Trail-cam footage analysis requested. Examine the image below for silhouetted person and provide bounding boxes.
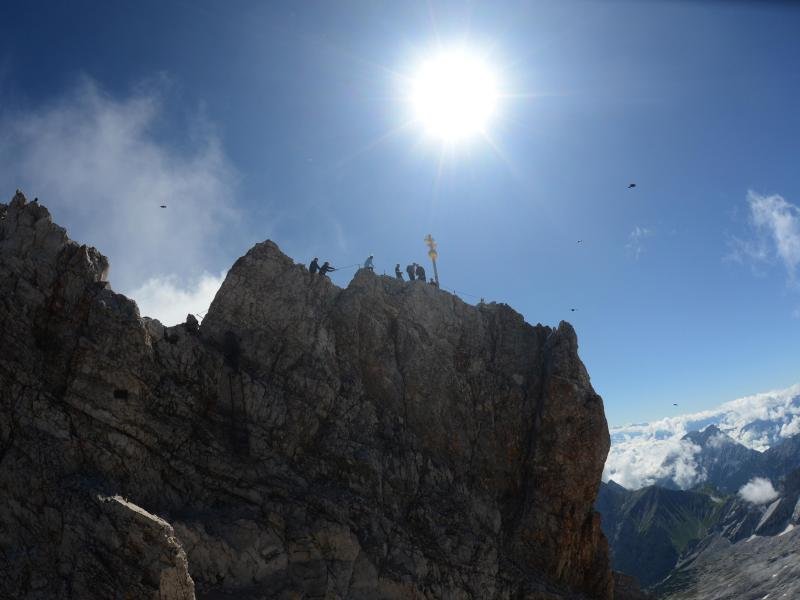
[415,264,426,282]
[429,278,438,287]
[319,261,336,277]
[406,263,416,281]
[364,255,374,271]
[309,257,319,274]
[395,264,403,280]
[184,314,199,334]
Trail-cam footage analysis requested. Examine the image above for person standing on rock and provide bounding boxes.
[395,264,403,280]
[309,257,319,274]
[415,263,426,282]
[406,263,416,281]
[364,255,374,271]
[319,261,336,277]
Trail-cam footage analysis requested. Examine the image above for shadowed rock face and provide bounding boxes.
[0,192,613,599]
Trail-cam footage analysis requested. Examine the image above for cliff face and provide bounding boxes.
[0,192,612,599]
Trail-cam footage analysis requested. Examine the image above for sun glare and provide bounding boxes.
[410,47,499,143]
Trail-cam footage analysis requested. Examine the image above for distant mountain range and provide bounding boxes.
[654,467,800,599]
[605,384,800,490]
[657,425,800,494]
[597,425,800,597]
[596,482,723,588]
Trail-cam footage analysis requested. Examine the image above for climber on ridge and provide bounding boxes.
[309,257,319,274]
[319,261,336,277]
[364,255,374,271]
[415,263,426,282]
[406,263,416,281]
[395,264,403,280]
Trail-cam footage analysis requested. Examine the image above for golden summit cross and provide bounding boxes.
[424,234,439,286]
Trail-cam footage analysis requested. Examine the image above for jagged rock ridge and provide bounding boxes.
[1,192,614,599]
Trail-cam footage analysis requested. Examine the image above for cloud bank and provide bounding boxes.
[605,434,704,491]
[605,383,800,489]
[0,78,238,324]
[738,477,779,505]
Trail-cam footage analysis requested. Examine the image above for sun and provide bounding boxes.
[410,47,499,143]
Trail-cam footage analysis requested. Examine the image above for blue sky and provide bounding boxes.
[1,0,799,427]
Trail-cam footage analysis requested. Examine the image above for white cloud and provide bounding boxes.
[0,77,240,322]
[604,432,703,490]
[131,271,226,326]
[738,477,779,505]
[667,441,706,489]
[606,384,800,489]
[737,191,800,285]
[626,225,651,260]
[779,416,800,438]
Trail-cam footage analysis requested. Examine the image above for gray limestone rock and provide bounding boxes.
[655,526,800,600]
[0,192,614,599]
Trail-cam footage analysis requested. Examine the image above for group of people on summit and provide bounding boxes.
[397,262,432,284]
[307,257,335,276]
[307,255,437,286]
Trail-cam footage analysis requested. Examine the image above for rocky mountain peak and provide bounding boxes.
[1,192,617,599]
[683,424,726,447]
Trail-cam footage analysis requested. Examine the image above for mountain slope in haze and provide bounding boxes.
[0,192,617,600]
[675,425,800,494]
[638,423,800,495]
[606,386,800,490]
[597,483,723,588]
[654,468,800,599]
[763,433,800,480]
[599,425,800,591]
[675,425,764,493]
[655,526,800,600]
